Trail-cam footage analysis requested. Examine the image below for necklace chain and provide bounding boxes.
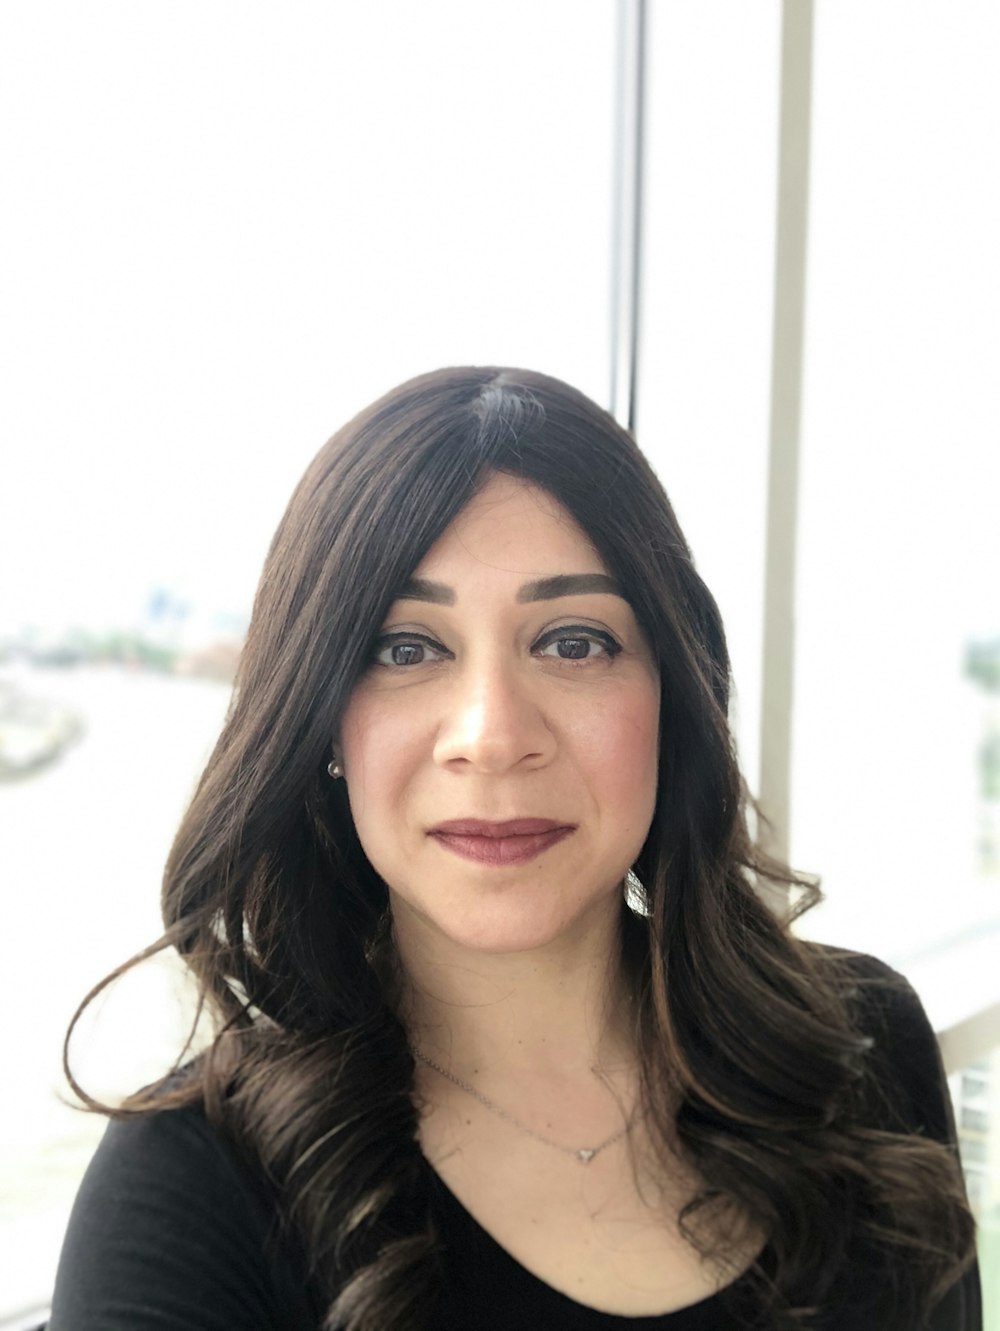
[413,1047,632,1164]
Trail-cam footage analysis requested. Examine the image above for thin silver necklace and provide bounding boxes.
[413,1047,632,1165]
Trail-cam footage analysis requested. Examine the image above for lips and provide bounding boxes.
[428,818,576,866]
[431,818,572,837]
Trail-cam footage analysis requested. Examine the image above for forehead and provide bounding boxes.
[414,474,606,580]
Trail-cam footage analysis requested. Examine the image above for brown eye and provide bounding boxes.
[370,633,449,668]
[534,626,622,662]
[391,643,425,666]
[555,638,592,660]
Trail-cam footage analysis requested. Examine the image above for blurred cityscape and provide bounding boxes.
[0,587,246,781]
[967,638,1000,878]
[2,586,247,678]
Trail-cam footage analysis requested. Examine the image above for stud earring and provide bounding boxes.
[327,758,343,779]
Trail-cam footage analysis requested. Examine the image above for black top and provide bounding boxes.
[48,952,983,1330]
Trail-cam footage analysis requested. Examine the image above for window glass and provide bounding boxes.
[636,0,782,780]
[951,1045,1000,1324]
[1,1,614,1312]
[790,2,1000,963]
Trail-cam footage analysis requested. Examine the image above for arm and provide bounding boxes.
[47,1104,318,1331]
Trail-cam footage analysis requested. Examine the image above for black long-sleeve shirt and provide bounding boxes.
[48,952,983,1329]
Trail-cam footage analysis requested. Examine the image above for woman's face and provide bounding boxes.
[339,473,660,957]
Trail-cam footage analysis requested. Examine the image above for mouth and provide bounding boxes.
[427,818,576,867]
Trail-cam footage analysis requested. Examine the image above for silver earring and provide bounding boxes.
[327,759,343,779]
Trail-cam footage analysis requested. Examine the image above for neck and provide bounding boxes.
[391,899,638,1080]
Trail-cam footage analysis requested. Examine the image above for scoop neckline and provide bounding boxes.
[425,1161,761,1327]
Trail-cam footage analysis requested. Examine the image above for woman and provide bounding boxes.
[52,367,979,1329]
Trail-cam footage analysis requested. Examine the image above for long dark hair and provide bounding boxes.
[67,367,975,1329]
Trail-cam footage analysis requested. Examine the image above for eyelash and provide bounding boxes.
[369,625,623,669]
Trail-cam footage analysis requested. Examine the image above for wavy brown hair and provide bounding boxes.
[67,367,976,1329]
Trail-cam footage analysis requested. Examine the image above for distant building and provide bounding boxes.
[966,639,1000,876]
[951,1056,998,1228]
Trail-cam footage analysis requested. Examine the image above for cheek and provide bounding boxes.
[339,693,426,823]
[567,680,660,812]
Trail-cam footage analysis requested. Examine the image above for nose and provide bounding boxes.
[432,657,556,774]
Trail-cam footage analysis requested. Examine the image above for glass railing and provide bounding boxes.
[952,1048,1000,1326]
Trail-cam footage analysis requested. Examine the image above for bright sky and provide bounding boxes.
[1,0,615,631]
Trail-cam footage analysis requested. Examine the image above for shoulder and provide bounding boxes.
[804,942,956,1142]
[804,946,984,1328]
[49,1099,320,1330]
[62,1098,273,1231]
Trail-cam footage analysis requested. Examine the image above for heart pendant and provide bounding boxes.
[576,1148,596,1163]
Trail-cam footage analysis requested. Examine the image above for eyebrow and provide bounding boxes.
[517,574,624,602]
[396,573,624,606]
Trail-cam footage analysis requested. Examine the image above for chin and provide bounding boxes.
[423,894,620,958]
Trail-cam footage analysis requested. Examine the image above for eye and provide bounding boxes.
[370,632,450,668]
[533,625,622,662]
